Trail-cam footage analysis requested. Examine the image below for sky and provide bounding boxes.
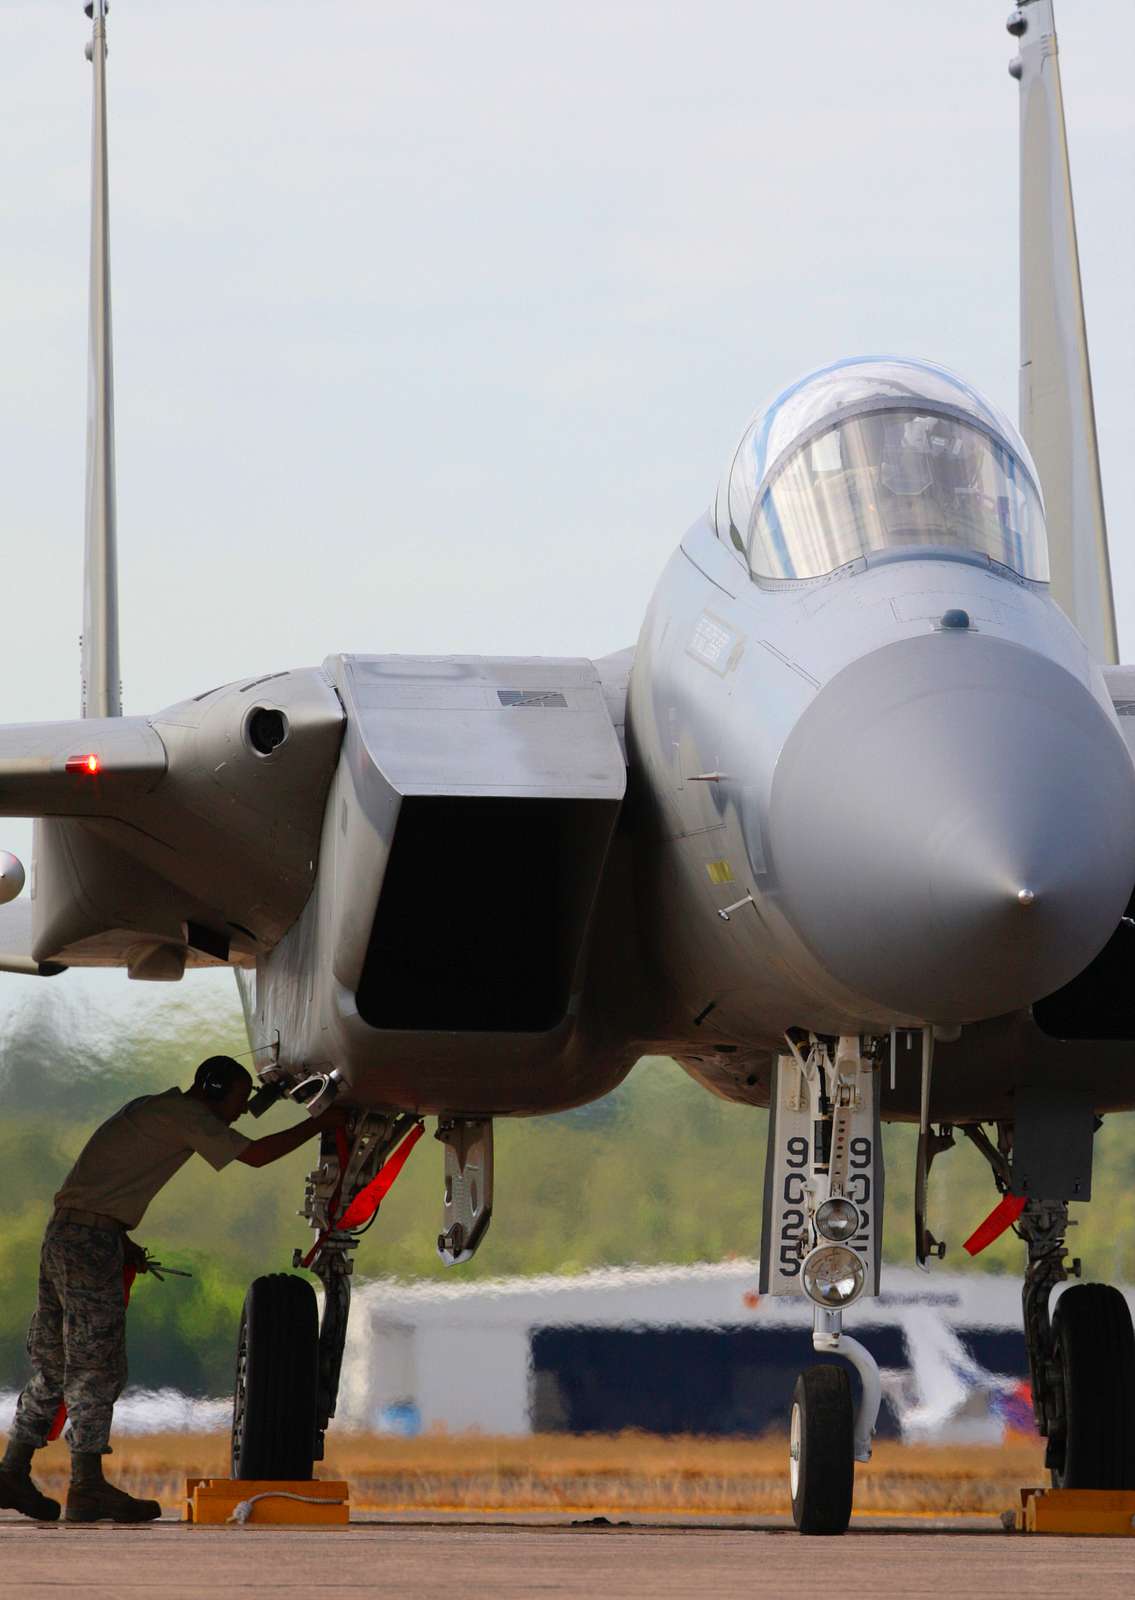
[0,0,1132,1023]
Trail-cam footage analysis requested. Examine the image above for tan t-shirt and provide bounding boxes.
[53,1087,251,1229]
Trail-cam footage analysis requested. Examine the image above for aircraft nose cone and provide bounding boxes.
[768,633,1135,1021]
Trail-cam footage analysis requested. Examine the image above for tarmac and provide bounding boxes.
[3,1512,1135,1598]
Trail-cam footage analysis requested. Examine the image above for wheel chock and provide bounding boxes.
[185,1479,350,1526]
[1013,1486,1135,1536]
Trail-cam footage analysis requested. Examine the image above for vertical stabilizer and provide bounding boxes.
[82,0,121,716]
[1011,1,1118,663]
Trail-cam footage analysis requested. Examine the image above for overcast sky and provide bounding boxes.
[1,0,1132,1023]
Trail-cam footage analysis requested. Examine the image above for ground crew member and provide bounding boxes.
[0,1055,345,1523]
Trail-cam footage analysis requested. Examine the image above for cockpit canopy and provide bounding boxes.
[715,358,1049,583]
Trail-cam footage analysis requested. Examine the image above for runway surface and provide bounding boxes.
[3,1512,1135,1597]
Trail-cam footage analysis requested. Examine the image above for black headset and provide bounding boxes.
[195,1056,245,1101]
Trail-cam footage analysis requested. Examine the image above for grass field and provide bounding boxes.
[6,1431,1047,1516]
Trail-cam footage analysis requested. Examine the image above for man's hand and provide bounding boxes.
[123,1237,149,1275]
[313,1105,350,1132]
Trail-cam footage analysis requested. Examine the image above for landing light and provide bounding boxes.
[801,1244,866,1309]
[65,753,101,775]
[815,1197,861,1243]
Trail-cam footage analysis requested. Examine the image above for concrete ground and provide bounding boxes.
[3,1513,1135,1598]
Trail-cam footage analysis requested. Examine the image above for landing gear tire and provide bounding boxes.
[789,1365,855,1535]
[231,1273,319,1481]
[1049,1282,1135,1490]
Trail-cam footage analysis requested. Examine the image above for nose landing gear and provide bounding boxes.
[789,1307,883,1534]
[761,1035,884,1534]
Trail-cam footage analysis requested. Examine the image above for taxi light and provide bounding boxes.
[815,1197,861,1242]
[65,753,102,775]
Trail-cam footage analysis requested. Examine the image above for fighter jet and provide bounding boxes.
[3,0,1133,1532]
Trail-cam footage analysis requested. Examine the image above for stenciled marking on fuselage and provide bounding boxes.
[686,612,743,676]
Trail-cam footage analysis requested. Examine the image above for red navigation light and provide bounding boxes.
[65,753,101,775]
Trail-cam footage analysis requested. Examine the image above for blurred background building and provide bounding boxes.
[338,1262,1115,1444]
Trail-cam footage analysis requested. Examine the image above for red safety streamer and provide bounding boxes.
[46,1265,138,1443]
[300,1121,425,1269]
[963,1193,1027,1256]
[336,1122,425,1230]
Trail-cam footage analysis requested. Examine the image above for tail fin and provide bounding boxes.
[81,0,121,716]
[1011,1,1118,664]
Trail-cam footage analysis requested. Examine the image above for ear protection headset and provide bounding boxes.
[195,1056,245,1101]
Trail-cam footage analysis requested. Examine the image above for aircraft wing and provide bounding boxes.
[0,668,345,975]
[0,653,630,983]
[0,716,166,816]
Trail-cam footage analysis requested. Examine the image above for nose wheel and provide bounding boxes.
[789,1365,855,1534]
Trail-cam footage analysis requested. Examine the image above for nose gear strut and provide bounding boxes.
[761,1033,884,1534]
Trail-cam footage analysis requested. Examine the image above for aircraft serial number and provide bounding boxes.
[776,1131,873,1277]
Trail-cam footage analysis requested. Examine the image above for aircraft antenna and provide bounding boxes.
[1009,0,1118,663]
[81,0,122,716]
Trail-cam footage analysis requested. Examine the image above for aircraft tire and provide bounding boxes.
[789,1365,855,1535]
[231,1273,319,1480]
[1049,1282,1135,1490]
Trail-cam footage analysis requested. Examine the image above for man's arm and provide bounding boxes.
[237,1107,347,1169]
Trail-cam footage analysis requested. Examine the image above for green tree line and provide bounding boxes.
[2,987,1134,1396]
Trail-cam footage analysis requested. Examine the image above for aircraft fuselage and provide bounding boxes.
[629,517,1135,1044]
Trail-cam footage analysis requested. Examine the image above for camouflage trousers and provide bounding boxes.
[9,1219,127,1455]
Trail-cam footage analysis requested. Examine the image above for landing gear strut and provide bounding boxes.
[962,1122,1135,1490]
[303,1112,418,1463]
[1018,1198,1135,1489]
[229,1110,416,1480]
[761,1035,884,1534]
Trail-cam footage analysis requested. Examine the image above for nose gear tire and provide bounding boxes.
[1048,1282,1135,1490]
[231,1273,319,1481]
[789,1365,855,1535]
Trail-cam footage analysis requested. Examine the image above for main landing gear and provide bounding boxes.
[229,1104,495,1480]
[761,1034,884,1534]
[1016,1194,1135,1489]
[937,1115,1135,1491]
[230,1109,417,1480]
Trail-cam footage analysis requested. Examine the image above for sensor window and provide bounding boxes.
[247,707,288,755]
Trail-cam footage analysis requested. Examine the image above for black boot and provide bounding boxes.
[0,1440,61,1522]
[64,1452,161,1524]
